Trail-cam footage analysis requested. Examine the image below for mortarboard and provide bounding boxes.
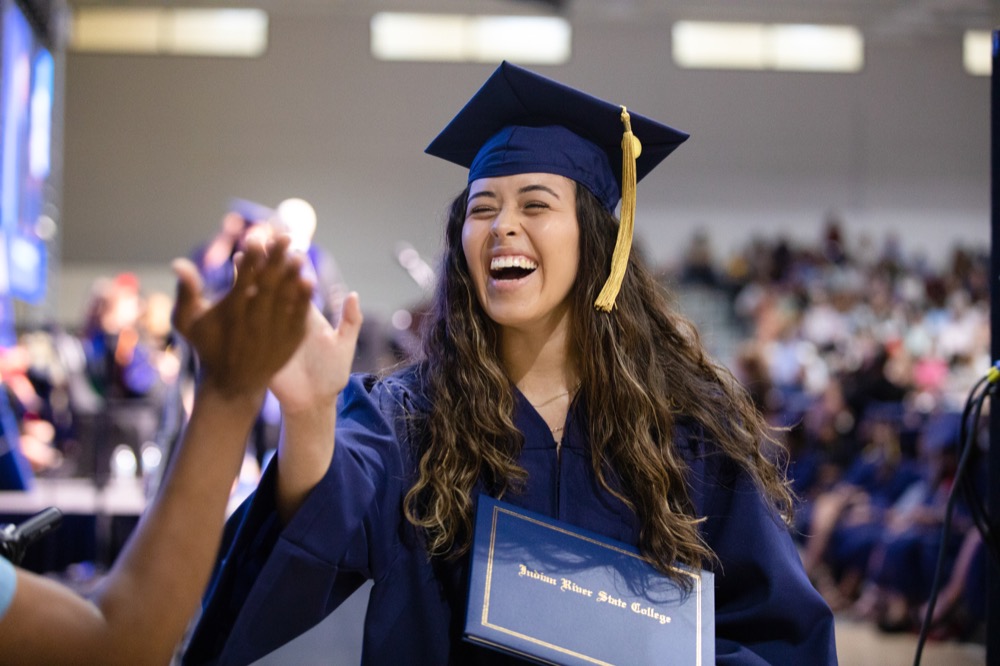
[425,61,689,311]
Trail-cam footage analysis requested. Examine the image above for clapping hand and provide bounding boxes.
[171,234,313,402]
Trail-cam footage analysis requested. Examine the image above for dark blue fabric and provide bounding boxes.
[82,332,160,399]
[0,386,33,490]
[469,125,620,211]
[184,367,837,665]
[841,455,923,510]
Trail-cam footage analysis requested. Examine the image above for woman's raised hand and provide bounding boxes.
[268,288,363,415]
[266,259,363,523]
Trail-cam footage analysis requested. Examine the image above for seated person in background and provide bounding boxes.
[79,273,162,403]
[0,235,323,666]
[920,529,987,639]
[799,405,923,608]
[78,273,173,481]
[858,411,977,633]
[0,343,59,475]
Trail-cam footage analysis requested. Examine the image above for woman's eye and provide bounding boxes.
[468,206,494,216]
[524,201,548,210]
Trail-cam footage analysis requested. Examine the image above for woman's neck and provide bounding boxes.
[500,317,579,403]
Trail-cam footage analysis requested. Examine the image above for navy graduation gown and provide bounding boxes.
[184,368,837,665]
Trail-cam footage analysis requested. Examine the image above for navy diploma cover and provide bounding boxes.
[464,496,715,665]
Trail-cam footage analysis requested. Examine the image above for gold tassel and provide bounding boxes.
[594,106,641,312]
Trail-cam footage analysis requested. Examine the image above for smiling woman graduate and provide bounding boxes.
[183,62,838,665]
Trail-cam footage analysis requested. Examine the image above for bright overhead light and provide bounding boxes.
[71,7,268,57]
[371,12,571,64]
[963,30,992,76]
[672,22,765,70]
[770,24,863,72]
[72,7,162,53]
[370,13,466,62]
[673,21,863,73]
[167,9,269,57]
[468,16,570,64]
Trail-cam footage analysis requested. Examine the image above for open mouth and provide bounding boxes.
[490,256,538,281]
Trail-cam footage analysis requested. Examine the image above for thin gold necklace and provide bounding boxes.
[526,382,581,410]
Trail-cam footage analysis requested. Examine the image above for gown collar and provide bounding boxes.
[512,384,585,450]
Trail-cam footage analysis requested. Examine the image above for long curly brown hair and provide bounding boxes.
[404,183,793,578]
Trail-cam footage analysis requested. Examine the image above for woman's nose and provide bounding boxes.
[490,207,519,237]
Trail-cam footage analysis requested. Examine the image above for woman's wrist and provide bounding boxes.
[275,403,337,524]
[280,399,337,438]
[274,390,340,418]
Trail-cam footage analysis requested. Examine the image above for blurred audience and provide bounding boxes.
[0,212,991,646]
[75,273,177,484]
[668,219,990,643]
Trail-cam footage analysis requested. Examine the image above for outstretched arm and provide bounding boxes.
[0,236,312,666]
[269,290,363,524]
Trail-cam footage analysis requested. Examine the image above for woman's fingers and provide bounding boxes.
[338,292,363,347]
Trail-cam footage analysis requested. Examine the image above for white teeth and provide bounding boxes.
[490,256,538,271]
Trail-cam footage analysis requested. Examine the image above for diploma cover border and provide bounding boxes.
[473,503,705,666]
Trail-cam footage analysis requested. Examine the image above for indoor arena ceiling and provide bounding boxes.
[63,0,1000,35]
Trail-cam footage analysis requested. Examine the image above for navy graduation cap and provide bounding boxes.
[425,61,689,311]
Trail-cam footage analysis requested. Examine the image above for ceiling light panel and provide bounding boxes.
[71,7,268,57]
[673,21,863,73]
[371,12,570,64]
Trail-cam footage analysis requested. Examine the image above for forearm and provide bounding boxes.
[275,403,336,525]
[89,386,261,664]
[0,385,259,665]
[0,235,323,665]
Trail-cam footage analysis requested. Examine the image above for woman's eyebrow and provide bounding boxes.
[518,184,560,198]
[468,190,497,203]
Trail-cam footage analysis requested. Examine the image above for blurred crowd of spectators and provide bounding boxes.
[0,196,356,491]
[0,211,991,645]
[0,271,178,485]
[667,215,990,643]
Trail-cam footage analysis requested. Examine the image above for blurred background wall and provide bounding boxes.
[56,3,991,326]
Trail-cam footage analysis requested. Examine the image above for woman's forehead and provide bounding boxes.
[468,172,575,195]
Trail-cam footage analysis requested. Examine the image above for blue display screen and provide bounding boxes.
[0,0,53,341]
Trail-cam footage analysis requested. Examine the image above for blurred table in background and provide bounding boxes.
[0,477,147,574]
